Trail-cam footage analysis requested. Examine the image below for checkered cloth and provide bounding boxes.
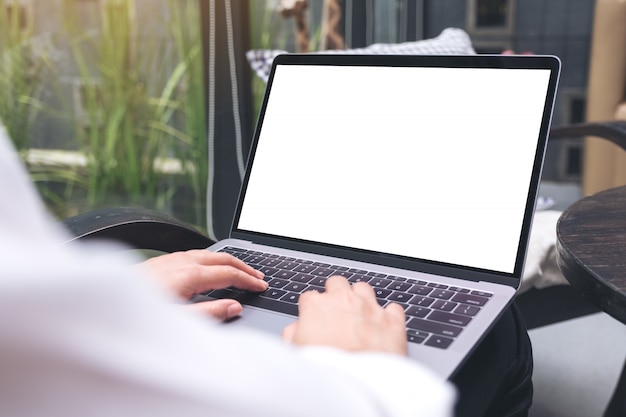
[246,28,476,82]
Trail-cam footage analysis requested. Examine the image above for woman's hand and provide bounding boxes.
[282,276,408,355]
[138,250,266,320]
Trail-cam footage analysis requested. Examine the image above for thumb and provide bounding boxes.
[281,321,298,343]
[187,299,243,321]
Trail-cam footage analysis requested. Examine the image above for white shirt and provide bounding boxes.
[0,124,454,417]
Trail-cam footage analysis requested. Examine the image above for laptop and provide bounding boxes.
[196,53,560,379]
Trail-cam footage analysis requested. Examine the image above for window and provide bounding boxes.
[9,0,208,232]
[467,0,515,36]
[556,90,587,181]
[72,79,104,127]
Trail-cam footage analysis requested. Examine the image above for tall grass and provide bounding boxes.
[166,0,207,229]
[0,1,49,152]
[60,0,206,228]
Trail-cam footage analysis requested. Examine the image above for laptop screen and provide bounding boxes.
[235,57,556,275]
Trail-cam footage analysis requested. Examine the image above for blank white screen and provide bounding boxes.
[237,65,551,273]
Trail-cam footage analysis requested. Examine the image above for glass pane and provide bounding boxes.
[476,0,509,28]
[248,0,412,116]
[0,0,207,231]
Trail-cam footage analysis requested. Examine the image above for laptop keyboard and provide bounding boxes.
[202,246,492,350]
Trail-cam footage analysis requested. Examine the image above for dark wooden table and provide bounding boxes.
[556,185,626,417]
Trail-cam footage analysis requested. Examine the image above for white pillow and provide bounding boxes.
[246,28,476,82]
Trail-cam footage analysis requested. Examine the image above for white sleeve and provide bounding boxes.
[0,125,455,417]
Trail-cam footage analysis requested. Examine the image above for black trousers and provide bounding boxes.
[451,303,534,417]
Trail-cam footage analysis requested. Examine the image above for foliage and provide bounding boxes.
[0,1,50,152]
[165,0,207,228]
[0,0,207,228]
[58,0,207,228]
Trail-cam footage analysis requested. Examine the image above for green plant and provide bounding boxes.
[165,0,207,229]
[59,0,206,228]
[0,1,49,152]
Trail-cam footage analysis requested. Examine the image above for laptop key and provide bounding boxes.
[455,304,481,316]
[280,292,301,304]
[259,258,282,267]
[310,277,328,287]
[407,329,428,344]
[284,282,309,293]
[220,250,245,259]
[245,255,266,264]
[306,285,325,293]
[274,270,297,280]
[311,267,334,277]
[373,288,392,299]
[406,317,463,338]
[409,296,435,307]
[432,300,457,312]
[430,289,455,300]
[348,274,370,283]
[293,264,316,273]
[276,261,299,270]
[268,278,289,288]
[367,272,388,278]
[369,278,392,287]
[451,293,489,306]
[387,275,406,282]
[408,285,433,296]
[260,289,287,300]
[471,290,493,298]
[387,281,412,291]
[292,273,314,283]
[331,265,349,271]
[425,335,454,349]
[429,310,472,327]
[406,305,431,318]
[388,292,414,303]
[221,246,246,253]
[257,266,280,276]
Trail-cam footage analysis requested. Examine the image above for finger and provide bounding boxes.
[383,303,409,355]
[193,265,269,293]
[324,275,351,293]
[351,281,376,299]
[281,321,297,343]
[187,299,243,321]
[296,289,323,317]
[384,302,406,321]
[189,250,264,279]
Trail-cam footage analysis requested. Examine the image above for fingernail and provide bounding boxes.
[227,304,242,319]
